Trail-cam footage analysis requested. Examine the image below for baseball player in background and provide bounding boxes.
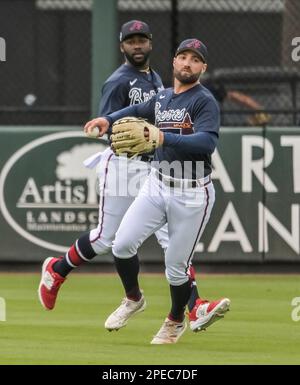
[202,73,271,126]
[38,21,228,338]
[83,38,231,344]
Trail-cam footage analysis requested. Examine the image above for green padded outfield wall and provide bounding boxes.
[0,126,299,262]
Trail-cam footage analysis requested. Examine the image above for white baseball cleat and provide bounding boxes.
[104,295,146,331]
[189,298,231,332]
[151,318,187,344]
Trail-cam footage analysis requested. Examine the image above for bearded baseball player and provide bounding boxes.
[38,23,229,340]
[83,38,231,344]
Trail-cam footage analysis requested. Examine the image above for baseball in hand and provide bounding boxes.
[86,126,100,138]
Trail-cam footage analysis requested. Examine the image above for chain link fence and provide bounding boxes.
[119,0,300,126]
[0,0,299,126]
[0,0,91,125]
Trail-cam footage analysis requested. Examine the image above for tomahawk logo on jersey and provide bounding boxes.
[152,85,220,177]
[155,103,194,135]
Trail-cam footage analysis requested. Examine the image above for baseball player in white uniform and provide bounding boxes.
[82,38,231,344]
[38,22,229,341]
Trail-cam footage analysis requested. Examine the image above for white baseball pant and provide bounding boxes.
[112,169,215,286]
[89,148,169,255]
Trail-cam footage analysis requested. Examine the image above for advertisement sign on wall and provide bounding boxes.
[0,127,299,262]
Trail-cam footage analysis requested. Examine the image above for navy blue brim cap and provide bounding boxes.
[120,20,152,42]
[176,38,208,62]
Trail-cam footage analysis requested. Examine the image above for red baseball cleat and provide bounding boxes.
[188,298,230,332]
[38,257,66,310]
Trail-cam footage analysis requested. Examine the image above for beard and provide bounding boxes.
[124,50,151,68]
[174,69,201,84]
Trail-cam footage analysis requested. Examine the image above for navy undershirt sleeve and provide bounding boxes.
[105,98,156,126]
[99,82,128,116]
[163,131,218,154]
[163,98,220,153]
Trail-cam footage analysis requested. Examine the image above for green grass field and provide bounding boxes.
[0,273,300,365]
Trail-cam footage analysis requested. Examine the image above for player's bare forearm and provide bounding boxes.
[84,117,110,138]
[227,91,262,110]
